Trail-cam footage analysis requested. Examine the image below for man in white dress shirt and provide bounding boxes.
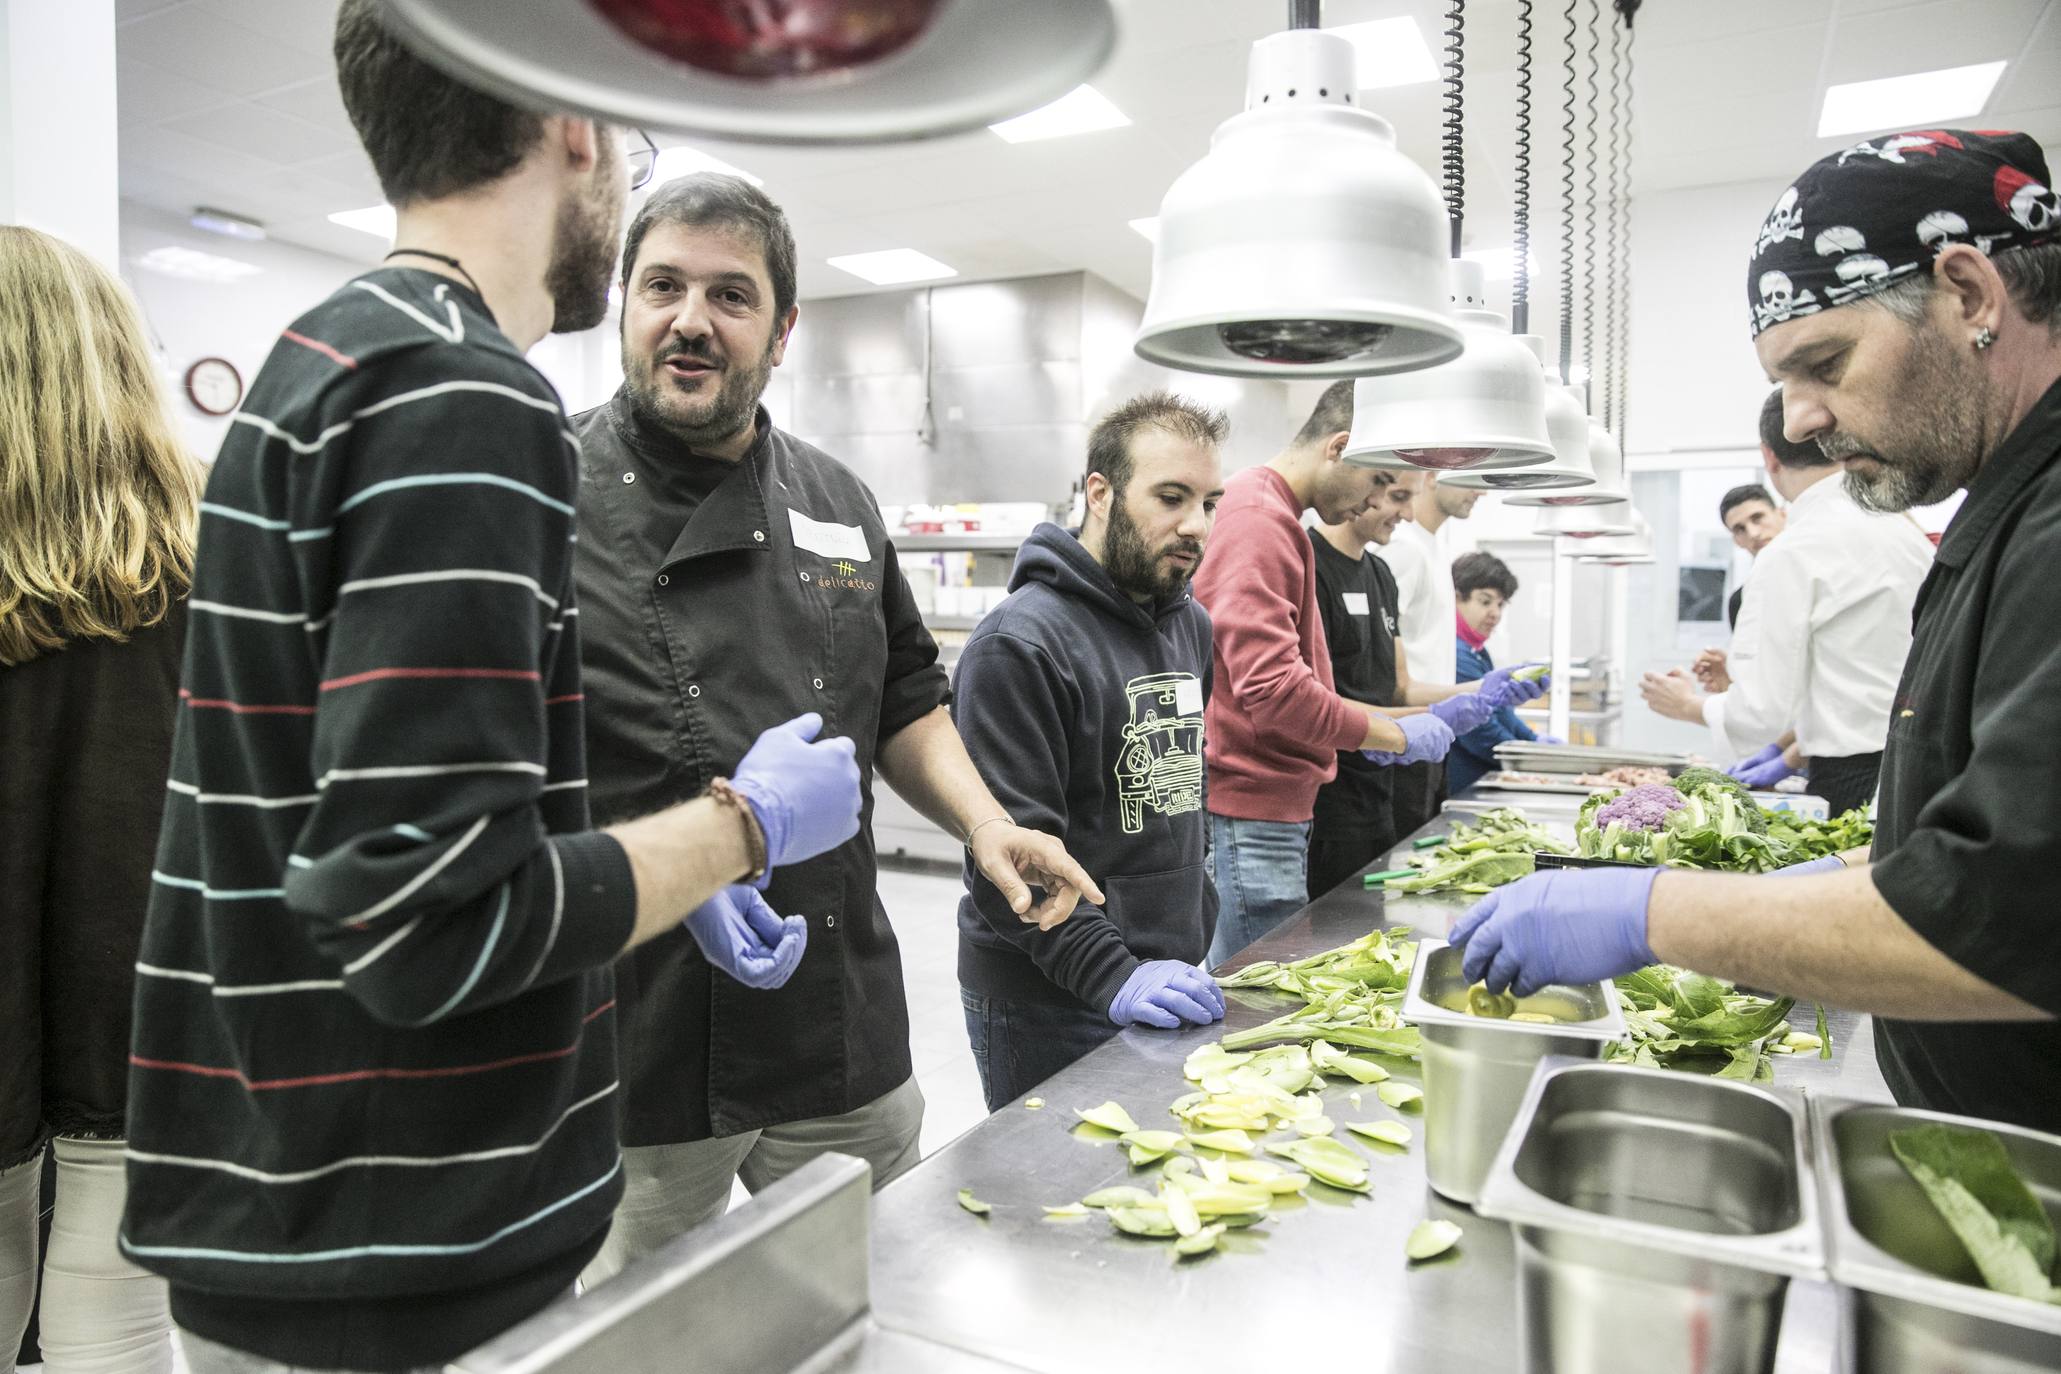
[1642,389,1934,813]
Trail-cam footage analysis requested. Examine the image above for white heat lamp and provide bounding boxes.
[1501,410,1628,507]
[1535,495,1637,540]
[1133,21,1461,378]
[374,0,1115,144]
[1574,510,1653,563]
[1343,259,1555,472]
[1431,338,1593,490]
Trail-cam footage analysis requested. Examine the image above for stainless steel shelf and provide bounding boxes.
[894,533,1028,552]
[922,615,984,632]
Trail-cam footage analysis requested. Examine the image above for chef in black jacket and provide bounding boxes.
[572,174,1100,1282]
[1306,473,1418,900]
[1450,129,2061,1133]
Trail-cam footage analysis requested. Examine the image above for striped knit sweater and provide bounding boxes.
[120,269,637,1371]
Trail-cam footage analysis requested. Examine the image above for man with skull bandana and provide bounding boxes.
[1450,129,2061,1133]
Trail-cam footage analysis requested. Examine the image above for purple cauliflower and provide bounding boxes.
[1595,784,1688,832]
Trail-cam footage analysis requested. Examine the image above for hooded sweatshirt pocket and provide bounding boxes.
[1099,862,1216,967]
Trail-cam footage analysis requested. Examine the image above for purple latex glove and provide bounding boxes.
[1770,855,1845,878]
[1449,867,1661,996]
[1726,743,1784,781]
[1363,713,1455,768]
[729,713,862,884]
[1735,753,1800,789]
[684,885,808,989]
[1533,733,1566,746]
[1107,960,1227,1029]
[1481,662,1550,709]
[1429,691,1500,735]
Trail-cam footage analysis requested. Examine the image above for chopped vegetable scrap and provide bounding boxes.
[1406,1219,1464,1262]
[1890,1124,2061,1305]
[957,1188,992,1217]
[1608,965,1797,1081]
[1382,810,1571,896]
[1076,1101,1141,1135]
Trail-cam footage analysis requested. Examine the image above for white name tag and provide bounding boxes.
[788,510,872,562]
[1174,679,1205,716]
[1342,591,1371,615]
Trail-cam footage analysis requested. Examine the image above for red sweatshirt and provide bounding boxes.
[1193,466,1372,822]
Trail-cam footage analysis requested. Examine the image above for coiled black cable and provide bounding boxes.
[1558,0,1578,384]
[1442,0,1466,256]
[1613,0,1639,442]
[1512,0,1533,334]
[1579,0,1601,410]
[1597,2,1619,433]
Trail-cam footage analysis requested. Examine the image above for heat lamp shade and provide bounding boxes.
[374,0,1116,144]
[1344,324,1556,472]
[1535,497,1637,540]
[1442,380,1595,491]
[1501,405,1629,506]
[1575,511,1653,562]
[1133,30,1462,379]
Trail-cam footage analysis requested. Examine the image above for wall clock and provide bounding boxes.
[184,357,243,416]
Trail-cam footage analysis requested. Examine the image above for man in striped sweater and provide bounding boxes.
[118,6,863,1370]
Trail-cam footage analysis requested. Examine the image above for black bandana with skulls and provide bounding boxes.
[1746,128,2059,337]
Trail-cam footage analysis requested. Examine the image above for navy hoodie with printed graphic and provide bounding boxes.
[953,523,1218,1013]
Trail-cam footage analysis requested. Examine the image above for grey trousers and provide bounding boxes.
[580,1076,925,1289]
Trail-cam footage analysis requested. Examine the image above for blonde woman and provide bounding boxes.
[0,226,199,1374]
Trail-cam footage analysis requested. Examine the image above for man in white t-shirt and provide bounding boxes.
[1377,476,1483,831]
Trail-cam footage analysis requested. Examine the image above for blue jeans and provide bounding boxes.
[1206,814,1312,967]
[960,990,1120,1113]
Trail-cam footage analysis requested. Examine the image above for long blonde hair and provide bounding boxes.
[0,225,203,666]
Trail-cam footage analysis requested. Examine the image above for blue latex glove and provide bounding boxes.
[1770,855,1845,878]
[1450,867,1661,996]
[1429,691,1500,735]
[1107,961,1227,1029]
[729,713,863,883]
[684,885,808,989]
[1726,743,1783,781]
[1480,662,1550,709]
[1734,753,1800,789]
[1362,713,1455,767]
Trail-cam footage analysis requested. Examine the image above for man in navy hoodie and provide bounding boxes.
[954,393,1228,1110]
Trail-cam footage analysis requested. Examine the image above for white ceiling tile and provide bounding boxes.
[298,150,382,198]
[117,0,192,23]
[1640,0,1834,47]
[254,78,355,136]
[118,56,231,125]
[121,123,285,188]
[199,0,339,55]
[1820,1,2045,86]
[117,5,328,96]
[161,102,356,166]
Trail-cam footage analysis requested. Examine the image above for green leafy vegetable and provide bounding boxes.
[1607,964,1795,1081]
[1377,810,1568,896]
[1406,1218,1464,1261]
[1890,1124,2061,1304]
[1173,1222,1228,1258]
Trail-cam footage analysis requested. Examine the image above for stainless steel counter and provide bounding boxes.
[868,810,1893,1372]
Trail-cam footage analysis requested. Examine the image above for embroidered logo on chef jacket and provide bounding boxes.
[790,511,879,592]
[1114,672,1205,834]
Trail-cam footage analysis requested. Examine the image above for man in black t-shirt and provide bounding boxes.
[1306,476,1415,899]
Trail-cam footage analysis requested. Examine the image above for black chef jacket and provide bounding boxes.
[1307,529,1404,899]
[1869,378,2061,1134]
[573,393,950,1143]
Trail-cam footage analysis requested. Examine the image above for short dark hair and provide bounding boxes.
[333,0,547,207]
[1086,392,1228,495]
[621,174,799,319]
[1758,387,1831,468]
[1870,240,2061,337]
[1293,379,1355,447]
[1453,551,1519,601]
[1719,483,1775,523]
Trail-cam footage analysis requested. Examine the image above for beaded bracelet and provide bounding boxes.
[706,777,768,882]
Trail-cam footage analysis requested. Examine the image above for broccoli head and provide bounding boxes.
[1673,766,1769,834]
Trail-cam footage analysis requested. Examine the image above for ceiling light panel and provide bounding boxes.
[826,249,959,285]
[1327,18,1438,90]
[1128,217,1161,243]
[328,204,396,240]
[134,245,263,283]
[1817,61,2007,139]
[988,84,1130,142]
[653,146,763,187]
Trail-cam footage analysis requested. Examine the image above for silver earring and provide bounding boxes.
[1975,327,1996,350]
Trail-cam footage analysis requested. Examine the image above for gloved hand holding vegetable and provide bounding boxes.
[1733,750,1800,789]
[729,712,863,885]
[1108,960,1226,1029]
[1480,662,1550,708]
[1450,867,1660,996]
[684,885,808,989]
[1428,691,1500,735]
[1726,743,1783,781]
[1363,712,1455,767]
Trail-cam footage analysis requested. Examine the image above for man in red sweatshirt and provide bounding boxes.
[1194,383,1457,964]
